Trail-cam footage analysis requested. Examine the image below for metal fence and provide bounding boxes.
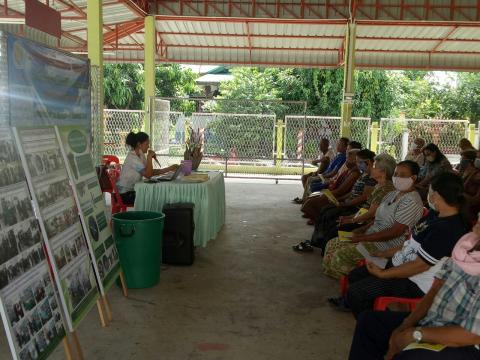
[102,102,479,179]
[379,118,470,162]
[103,109,145,160]
[284,116,371,160]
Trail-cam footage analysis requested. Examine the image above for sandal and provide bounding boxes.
[292,242,314,252]
[292,197,303,204]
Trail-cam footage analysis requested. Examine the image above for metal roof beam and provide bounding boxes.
[155,15,347,24]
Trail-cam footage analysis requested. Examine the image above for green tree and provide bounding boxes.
[103,64,144,109]
[103,64,200,110]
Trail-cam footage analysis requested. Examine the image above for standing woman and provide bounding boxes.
[117,131,179,204]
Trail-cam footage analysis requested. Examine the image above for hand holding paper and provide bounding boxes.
[356,243,388,269]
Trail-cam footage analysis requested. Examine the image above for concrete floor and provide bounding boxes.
[1,180,355,360]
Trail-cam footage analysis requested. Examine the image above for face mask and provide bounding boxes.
[427,191,437,211]
[475,158,480,169]
[392,176,414,192]
[358,161,368,173]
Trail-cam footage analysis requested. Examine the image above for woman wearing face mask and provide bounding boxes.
[329,173,469,316]
[116,131,179,204]
[459,150,480,219]
[322,161,424,279]
[416,143,452,194]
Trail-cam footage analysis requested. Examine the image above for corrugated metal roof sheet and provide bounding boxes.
[2,0,480,69]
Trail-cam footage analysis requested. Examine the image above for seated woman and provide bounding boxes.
[116,131,179,204]
[337,153,397,232]
[459,150,480,218]
[322,161,424,279]
[416,143,452,197]
[312,152,395,251]
[330,173,469,317]
[301,149,361,222]
[348,219,480,360]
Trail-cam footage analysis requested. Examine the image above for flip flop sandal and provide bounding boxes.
[292,242,314,252]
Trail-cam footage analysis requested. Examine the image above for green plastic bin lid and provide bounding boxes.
[112,211,165,222]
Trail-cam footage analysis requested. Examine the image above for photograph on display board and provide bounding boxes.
[14,126,99,331]
[2,267,66,360]
[7,34,90,129]
[0,128,66,360]
[57,125,121,292]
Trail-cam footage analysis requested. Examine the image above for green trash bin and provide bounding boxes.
[112,211,164,289]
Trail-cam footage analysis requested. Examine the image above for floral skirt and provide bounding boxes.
[322,238,377,279]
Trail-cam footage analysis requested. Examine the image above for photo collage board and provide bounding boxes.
[56,125,121,293]
[13,127,99,332]
[0,127,66,360]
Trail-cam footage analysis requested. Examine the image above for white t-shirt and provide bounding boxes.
[318,148,336,162]
[117,151,147,193]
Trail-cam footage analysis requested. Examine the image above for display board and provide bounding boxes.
[0,127,66,360]
[13,127,99,331]
[6,34,90,129]
[56,125,121,293]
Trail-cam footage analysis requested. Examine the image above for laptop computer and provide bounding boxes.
[148,166,182,182]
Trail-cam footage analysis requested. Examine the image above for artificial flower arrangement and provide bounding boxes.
[184,126,203,170]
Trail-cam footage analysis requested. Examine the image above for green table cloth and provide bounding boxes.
[134,172,226,247]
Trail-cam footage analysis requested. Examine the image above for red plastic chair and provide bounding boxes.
[373,297,422,311]
[107,169,133,214]
[103,155,120,166]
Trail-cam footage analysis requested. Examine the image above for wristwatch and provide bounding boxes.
[413,327,423,343]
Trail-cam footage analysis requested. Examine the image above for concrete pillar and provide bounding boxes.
[340,22,356,138]
[144,15,156,134]
[87,0,104,163]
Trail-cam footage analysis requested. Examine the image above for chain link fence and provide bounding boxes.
[379,118,470,163]
[103,109,145,160]
[149,98,308,179]
[284,116,371,160]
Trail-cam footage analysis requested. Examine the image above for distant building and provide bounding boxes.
[195,66,233,98]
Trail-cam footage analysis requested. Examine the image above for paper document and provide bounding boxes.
[338,231,353,242]
[404,343,446,352]
[353,208,369,219]
[321,189,339,206]
[356,243,388,269]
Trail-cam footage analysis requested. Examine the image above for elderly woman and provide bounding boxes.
[330,173,469,316]
[300,149,361,223]
[349,216,480,360]
[338,153,397,232]
[322,161,424,279]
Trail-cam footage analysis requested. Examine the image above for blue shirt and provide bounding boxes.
[324,152,346,176]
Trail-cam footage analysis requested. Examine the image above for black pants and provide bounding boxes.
[120,191,136,205]
[346,265,424,318]
[349,310,480,360]
[311,205,359,254]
